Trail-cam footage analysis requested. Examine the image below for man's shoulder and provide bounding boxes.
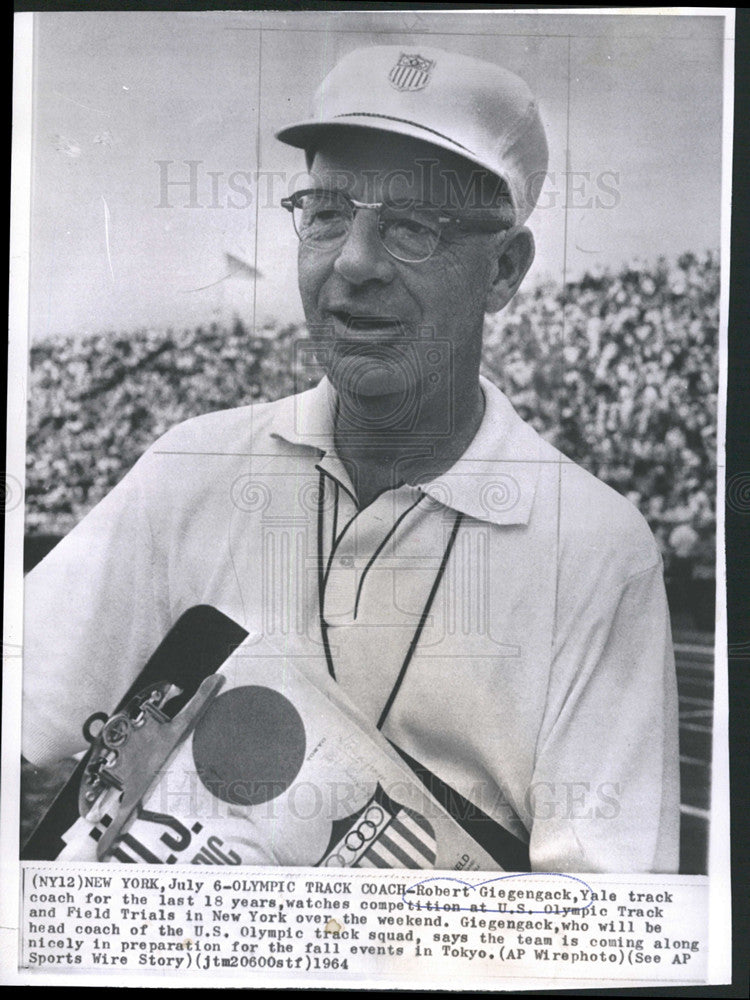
[144,390,310,456]
[467,378,662,579]
[556,449,660,570]
[484,390,661,581]
[481,378,661,570]
[114,390,321,530]
[523,427,662,595]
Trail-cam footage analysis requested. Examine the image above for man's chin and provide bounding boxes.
[326,344,420,399]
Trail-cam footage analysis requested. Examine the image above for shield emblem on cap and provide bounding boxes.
[388,53,435,92]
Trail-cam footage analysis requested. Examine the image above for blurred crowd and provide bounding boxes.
[26,251,718,581]
[482,251,718,580]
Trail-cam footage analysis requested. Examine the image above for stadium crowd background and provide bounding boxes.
[25,251,718,626]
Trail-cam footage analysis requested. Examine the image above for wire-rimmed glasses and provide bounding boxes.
[281,188,511,264]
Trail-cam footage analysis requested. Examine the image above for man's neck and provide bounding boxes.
[332,380,486,508]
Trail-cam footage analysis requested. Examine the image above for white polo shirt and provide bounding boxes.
[22,374,680,873]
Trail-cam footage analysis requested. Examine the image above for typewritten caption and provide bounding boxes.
[20,866,709,985]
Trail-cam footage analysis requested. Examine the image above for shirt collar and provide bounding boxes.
[270,376,338,453]
[270,375,542,526]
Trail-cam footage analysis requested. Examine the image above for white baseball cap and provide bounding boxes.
[276,45,549,225]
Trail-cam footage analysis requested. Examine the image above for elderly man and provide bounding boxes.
[22,45,679,873]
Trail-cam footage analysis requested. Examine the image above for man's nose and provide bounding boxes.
[332,210,396,286]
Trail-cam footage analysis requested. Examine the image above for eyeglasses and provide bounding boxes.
[281,188,511,264]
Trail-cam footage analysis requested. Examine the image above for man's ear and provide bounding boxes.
[485,227,535,314]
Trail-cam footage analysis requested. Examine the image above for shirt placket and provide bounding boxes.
[318,478,434,725]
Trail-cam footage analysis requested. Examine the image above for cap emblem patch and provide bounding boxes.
[388,53,435,92]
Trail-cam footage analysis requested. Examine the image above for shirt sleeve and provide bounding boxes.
[22,451,172,767]
[528,561,681,874]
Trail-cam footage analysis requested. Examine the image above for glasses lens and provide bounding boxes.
[294,191,351,248]
[379,204,441,262]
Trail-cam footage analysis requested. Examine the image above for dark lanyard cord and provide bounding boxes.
[316,469,463,729]
[376,510,463,730]
[317,469,338,680]
[353,492,424,620]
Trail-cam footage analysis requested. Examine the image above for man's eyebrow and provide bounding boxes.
[297,186,342,196]
[296,187,459,214]
[300,188,443,211]
[383,197,441,211]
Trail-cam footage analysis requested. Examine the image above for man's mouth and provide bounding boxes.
[327,311,407,340]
